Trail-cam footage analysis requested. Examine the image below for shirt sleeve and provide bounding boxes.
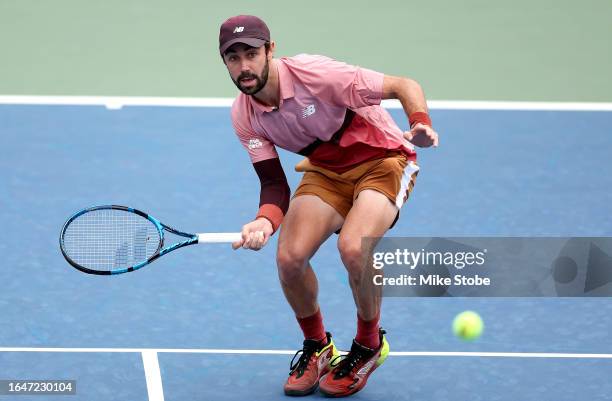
[253,158,290,233]
[286,54,384,109]
[231,100,279,163]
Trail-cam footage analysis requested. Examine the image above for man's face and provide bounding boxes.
[223,44,269,95]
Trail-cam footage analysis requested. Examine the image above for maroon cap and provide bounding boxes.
[219,15,270,55]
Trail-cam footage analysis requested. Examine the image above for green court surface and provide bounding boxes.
[1,0,611,101]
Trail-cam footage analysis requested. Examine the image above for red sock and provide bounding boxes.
[355,313,380,349]
[297,308,327,343]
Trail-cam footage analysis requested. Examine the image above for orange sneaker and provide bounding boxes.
[319,329,389,397]
[284,332,339,396]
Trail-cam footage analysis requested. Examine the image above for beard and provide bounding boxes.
[232,58,270,95]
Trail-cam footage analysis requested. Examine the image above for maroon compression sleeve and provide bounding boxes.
[253,158,290,233]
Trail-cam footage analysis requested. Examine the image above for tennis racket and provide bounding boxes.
[59,205,243,275]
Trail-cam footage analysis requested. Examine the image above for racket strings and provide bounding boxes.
[62,209,161,271]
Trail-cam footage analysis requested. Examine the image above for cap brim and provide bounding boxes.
[220,38,266,55]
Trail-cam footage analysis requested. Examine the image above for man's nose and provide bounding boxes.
[239,59,251,73]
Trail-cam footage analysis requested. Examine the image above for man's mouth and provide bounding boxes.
[240,77,256,86]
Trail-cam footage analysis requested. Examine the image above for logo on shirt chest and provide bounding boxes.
[301,104,316,118]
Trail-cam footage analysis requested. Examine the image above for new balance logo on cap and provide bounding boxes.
[248,138,263,149]
[302,104,316,118]
[219,15,270,55]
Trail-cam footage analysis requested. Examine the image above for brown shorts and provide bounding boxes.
[293,153,419,227]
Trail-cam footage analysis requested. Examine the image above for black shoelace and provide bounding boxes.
[331,341,376,379]
[330,350,364,379]
[289,340,319,377]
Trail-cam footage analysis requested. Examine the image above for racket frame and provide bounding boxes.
[59,205,198,275]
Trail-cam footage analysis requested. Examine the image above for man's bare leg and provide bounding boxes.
[337,189,398,322]
[276,195,344,318]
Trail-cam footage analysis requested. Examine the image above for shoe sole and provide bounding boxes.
[319,388,359,398]
[318,374,370,398]
[284,382,319,397]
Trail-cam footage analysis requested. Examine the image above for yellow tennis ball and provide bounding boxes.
[453,311,484,340]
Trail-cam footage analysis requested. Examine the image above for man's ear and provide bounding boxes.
[267,41,276,60]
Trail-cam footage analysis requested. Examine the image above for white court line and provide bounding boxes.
[0,96,233,108]
[1,347,612,358]
[0,95,612,111]
[142,351,165,401]
[3,346,611,401]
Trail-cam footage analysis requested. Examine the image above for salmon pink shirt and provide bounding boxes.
[231,54,416,173]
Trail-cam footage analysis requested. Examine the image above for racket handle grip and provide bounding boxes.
[197,232,242,243]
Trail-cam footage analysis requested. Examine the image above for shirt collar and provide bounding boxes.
[250,59,295,114]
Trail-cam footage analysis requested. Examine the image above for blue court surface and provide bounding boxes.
[2,103,612,400]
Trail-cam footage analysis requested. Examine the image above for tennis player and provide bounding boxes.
[219,15,438,397]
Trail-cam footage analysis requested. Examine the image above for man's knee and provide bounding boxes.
[276,246,310,283]
[337,236,366,277]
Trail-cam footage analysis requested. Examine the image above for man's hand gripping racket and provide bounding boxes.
[232,217,273,251]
